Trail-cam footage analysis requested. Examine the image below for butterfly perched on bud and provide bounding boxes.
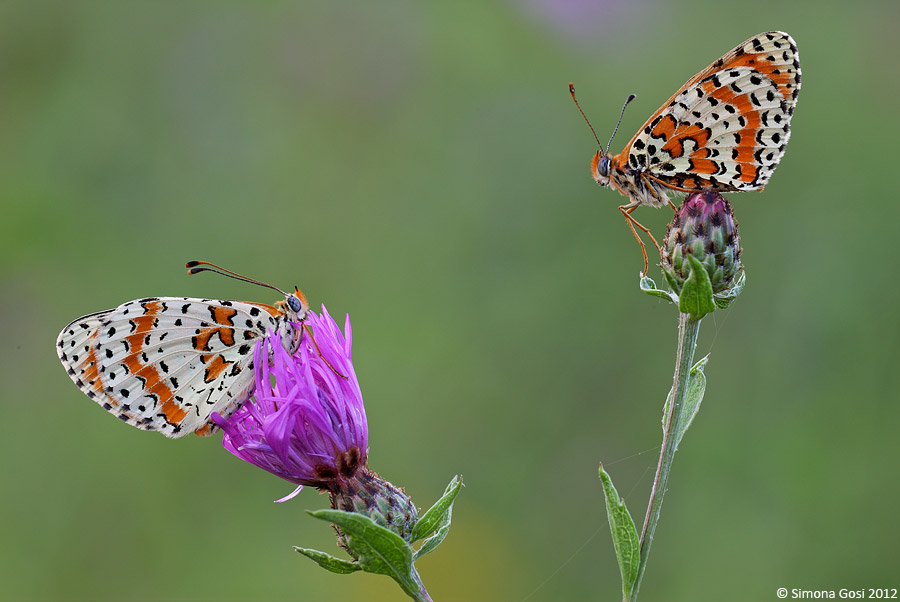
[570,31,801,273]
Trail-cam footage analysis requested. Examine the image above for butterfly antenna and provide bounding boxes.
[185,260,290,297]
[569,83,602,147]
[606,93,636,154]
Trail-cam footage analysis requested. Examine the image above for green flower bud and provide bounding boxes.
[329,468,419,555]
[662,192,742,294]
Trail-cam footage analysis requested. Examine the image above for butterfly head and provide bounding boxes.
[282,287,310,323]
[591,151,612,187]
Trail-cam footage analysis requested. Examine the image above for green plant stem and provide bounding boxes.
[630,312,701,600]
[412,567,433,602]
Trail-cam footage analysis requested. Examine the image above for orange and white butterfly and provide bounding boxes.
[56,261,310,438]
[571,31,801,272]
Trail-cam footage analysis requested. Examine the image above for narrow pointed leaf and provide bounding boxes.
[294,546,361,574]
[414,512,453,561]
[599,464,640,601]
[412,475,462,541]
[661,386,674,431]
[639,274,678,303]
[673,354,709,449]
[679,254,716,319]
[308,509,419,598]
[412,475,462,561]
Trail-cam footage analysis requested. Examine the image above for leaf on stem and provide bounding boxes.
[307,509,423,599]
[413,475,463,560]
[599,464,640,601]
[673,354,709,450]
[639,273,678,304]
[294,547,362,574]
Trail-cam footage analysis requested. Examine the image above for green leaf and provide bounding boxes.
[307,509,420,599]
[598,464,640,601]
[293,546,361,574]
[412,475,461,541]
[639,273,678,304]
[679,254,716,319]
[713,269,746,309]
[673,354,709,449]
[412,475,462,561]
[414,514,452,561]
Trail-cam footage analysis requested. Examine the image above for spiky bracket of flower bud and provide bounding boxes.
[295,475,462,602]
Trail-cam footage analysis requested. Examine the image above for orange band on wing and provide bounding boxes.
[202,354,234,384]
[193,327,236,352]
[210,306,237,326]
[119,300,186,426]
[78,336,110,401]
[650,114,678,142]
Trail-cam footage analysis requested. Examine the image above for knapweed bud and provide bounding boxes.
[329,468,419,551]
[661,191,742,294]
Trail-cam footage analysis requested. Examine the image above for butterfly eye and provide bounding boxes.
[598,157,610,177]
[287,295,303,313]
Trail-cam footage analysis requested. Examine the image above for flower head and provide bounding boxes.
[215,306,368,500]
[661,191,742,294]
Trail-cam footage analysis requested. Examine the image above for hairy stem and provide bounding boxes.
[630,312,701,600]
[411,566,433,602]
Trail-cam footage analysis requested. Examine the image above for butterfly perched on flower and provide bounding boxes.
[56,261,311,438]
[570,31,801,273]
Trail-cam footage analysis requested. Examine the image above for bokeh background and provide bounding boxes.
[3,1,898,600]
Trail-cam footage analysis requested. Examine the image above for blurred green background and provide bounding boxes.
[2,0,898,600]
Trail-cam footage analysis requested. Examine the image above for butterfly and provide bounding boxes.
[570,31,801,273]
[56,261,311,438]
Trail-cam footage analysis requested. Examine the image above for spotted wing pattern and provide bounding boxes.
[617,31,801,194]
[57,297,296,438]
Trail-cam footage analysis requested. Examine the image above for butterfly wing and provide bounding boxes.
[618,31,801,192]
[57,297,291,438]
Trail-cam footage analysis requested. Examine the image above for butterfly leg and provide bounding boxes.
[618,203,662,275]
[304,324,349,379]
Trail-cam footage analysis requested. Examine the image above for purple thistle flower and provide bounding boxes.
[215,306,368,502]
